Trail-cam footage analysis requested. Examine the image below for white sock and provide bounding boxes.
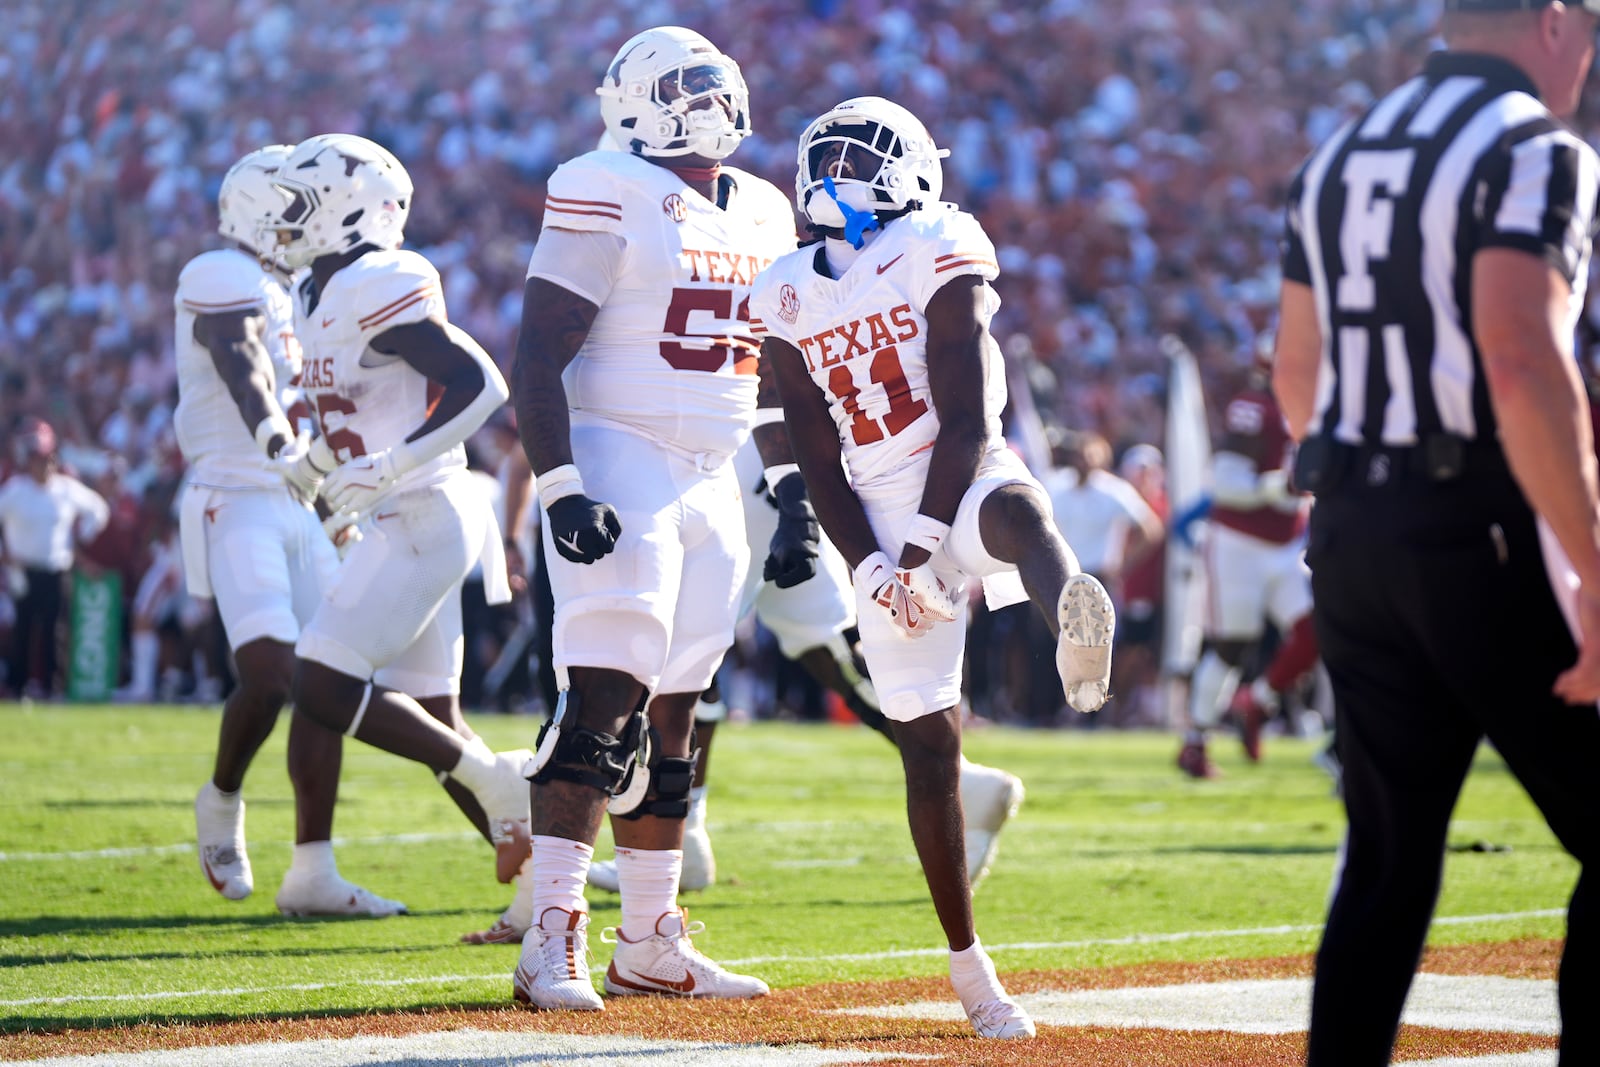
[530,834,593,922]
[948,936,1007,1010]
[448,736,498,794]
[130,631,158,694]
[616,847,682,940]
[289,840,338,880]
[1188,651,1241,731]
[201,780,241,807]
[685,786,709,833]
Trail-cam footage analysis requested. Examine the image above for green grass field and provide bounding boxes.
[0,703,1570,1035]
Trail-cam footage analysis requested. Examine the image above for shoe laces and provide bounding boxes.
[968,996,1025,1033]
[534,918,590,978]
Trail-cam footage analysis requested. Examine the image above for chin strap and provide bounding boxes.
[823,175,879,249]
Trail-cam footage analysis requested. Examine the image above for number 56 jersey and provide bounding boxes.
[530,150,797,459]
[749,204,1007,503]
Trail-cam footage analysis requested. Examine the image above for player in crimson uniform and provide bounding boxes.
[1179,354,1320,778]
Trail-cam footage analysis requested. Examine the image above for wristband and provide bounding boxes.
[753,408,786,428]
[852,550,894,591]
[254,413,295,459]
[536,463,585,510]
[763,462,800,486]
[903,513,952,555]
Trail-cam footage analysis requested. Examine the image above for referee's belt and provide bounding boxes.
[1293,433,1509,494]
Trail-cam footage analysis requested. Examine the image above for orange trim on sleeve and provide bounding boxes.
[359,289,440,331]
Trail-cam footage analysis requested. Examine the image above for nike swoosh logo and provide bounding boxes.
[375,512,398,521]
[875,254,904,275]
[321,317,335,327]
[201,857,226,891]
[606,961,696,994]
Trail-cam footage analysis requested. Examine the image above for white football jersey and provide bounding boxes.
[750,205,1006,499]
[173,248,302,490]
[291,249,464,494]
[530,150,797,458]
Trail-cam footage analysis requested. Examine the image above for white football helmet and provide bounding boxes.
[796,97,948,230]
[596,26,750,160]
[261,134,412,269]
[218,145,294,259]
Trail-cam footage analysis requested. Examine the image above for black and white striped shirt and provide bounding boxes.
[1283,51,1600,447]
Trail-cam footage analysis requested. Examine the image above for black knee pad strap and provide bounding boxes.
[530,716,629,794]
[612,751,697,821]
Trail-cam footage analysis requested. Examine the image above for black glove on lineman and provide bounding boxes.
[547,494,622,564]
[763,471,820,589]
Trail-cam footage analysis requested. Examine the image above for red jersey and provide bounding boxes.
[1210,387,1306,545]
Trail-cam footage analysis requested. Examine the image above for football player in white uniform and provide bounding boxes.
[175,145,404,916]
[255,133,534,894]
[507,27,796,1011]
[583,434,1028,896]
[751,97,1119,1040]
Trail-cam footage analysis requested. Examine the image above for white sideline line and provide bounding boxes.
[1,908,1563,1009]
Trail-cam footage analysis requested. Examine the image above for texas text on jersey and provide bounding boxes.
[749,202,1003,500]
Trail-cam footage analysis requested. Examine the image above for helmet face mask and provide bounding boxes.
[598,27,750,161]
[796,97,947,231]
[217,145,295,269]
[260,134,413,270]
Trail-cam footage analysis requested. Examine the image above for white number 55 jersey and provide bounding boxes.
[530,150,797,458]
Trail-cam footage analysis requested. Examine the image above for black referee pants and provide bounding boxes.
[9,566,64,698]
[1304,470,1600,1066]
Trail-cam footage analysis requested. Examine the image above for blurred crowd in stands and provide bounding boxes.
[0,0,1554,719]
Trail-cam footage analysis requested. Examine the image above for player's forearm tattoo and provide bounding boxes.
[512,288,597,472]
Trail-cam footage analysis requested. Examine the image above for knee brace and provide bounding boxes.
[612,727,698,822]
[528,688,634,795]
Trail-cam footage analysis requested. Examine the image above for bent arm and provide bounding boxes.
[195,309,294,457]
[906,274,993,567]
[370,318,510,470]
[1474,248,1600,588]
[766,337,877,568]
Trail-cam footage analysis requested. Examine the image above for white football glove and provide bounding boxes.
[853,551,933,639]
[322,509,363,560]
[275,434,334,505]
[896,563,960,623]
[322,448,402,514]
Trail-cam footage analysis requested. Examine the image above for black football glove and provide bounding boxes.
[547,494,622,565]
[763,471,820,589]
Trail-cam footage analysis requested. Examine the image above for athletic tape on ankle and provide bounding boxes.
[345,683,373,738]
[536,464,585,510]
[903,514,951,555]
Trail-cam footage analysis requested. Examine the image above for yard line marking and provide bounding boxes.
[0,831,479,863]
[723,909,1565,966]
[2,909,1563,1007]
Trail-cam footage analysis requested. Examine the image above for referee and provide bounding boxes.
[1275,2,1600,1064]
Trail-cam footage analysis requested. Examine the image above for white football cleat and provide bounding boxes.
[194,782,252,901]
[1056,573,1115,713]
[959,760,1024,890]
[951,943,1036,1039]
[482,748,534,884]
[275,871,408,918]
[513,907,604,1011]
[965,995,1038,1039]
[602,909,767,999]
[464,855,533,944]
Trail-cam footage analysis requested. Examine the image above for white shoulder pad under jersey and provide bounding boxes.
[173,248,300,489]
[541,151,799,459]
[293,249,463,490]
[749,205,1005,499]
